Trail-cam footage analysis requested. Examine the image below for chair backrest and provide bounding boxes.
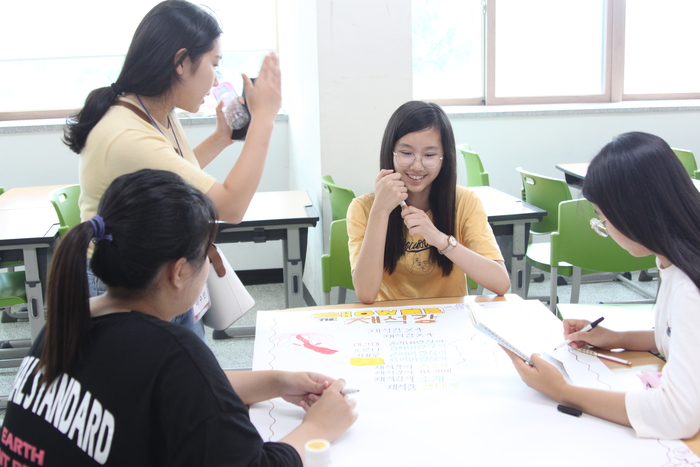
[458,144,489,187]
[320,175,356,221]
[551,199,656,273]
[49,184,81,239]
[0,271,27,307]
[517,168,572,234]
[321,219,354,292]
[672,148,700,179]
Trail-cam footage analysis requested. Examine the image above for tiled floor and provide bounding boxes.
[0,270,659,420]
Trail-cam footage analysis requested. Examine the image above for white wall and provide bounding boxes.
[276,0,413,302]
[448,108,700,199]
[1,128,78,186]
[277,0,323,299]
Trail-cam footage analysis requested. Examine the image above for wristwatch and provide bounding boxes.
[438,235,457,255]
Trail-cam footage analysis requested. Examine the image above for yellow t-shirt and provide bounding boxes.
[347,185,503,301]
[79,96,217,221]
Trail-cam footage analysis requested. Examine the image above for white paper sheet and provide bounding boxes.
[250,301,699,467]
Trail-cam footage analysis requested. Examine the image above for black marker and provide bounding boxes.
[557,405,582,417]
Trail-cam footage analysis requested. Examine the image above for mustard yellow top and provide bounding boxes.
[347,185,503,300]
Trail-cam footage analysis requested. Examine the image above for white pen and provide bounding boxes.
[553,316,605,350]
[341,388,360,395]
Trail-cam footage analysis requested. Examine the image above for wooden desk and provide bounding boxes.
[0,186,62,363]
[215,190,319,310]
[471,186,546,298]
[251,296,700,464]
[557,162,700,192]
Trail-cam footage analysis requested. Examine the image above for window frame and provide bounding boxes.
[425,0,700,106]
[0,0,279,122]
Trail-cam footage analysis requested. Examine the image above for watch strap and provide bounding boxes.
[438,235,457,255]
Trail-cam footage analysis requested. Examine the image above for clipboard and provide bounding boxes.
[468,301,533,365]
[468,300,565,366]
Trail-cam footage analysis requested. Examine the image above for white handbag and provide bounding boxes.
[201,244,255,330]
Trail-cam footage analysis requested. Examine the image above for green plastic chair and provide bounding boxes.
[0,186,29,322]
[0,272,27,311]
[518,168,572,235]
[458,144,490,187]
[672,148,700,180]
[321,219,354,305]
[548,199,657,313]
[320,175,356,222]
[0,264,28,322]
[517,167,574,297]
[455,146,486,292]
[49,184,81,239]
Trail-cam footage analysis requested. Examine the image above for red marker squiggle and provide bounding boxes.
[295,334,338,355]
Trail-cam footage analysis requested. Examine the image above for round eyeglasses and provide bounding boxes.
[393,151,443,169]
[590,218,608,237]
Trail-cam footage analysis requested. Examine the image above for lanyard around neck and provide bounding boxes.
[134,94,184,158]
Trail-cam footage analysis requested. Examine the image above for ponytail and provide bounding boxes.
[40,222,95,386]
[62,0,222,154]
[63,86,121,154]
[38,169,218,386]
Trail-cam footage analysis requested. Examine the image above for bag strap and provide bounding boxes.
[113,100,182,156]
[207,244,227,278]
[112,100,151,125]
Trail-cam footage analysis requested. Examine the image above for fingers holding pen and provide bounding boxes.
[374,170,407,212]
[303,379,358,442]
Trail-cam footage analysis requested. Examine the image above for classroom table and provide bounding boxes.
[555,162,590,189]
[0,185,63,366]
[471,186,546,298]
[556,162,700,192]
[251,294,700,466]
[558,303,700,455]
[215,190,319,310]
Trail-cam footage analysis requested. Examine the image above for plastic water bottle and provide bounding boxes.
[213,73,250,138]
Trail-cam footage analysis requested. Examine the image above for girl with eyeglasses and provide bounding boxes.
[63,0,281,339]
[347,101,510,303]
[0,170,357,466]
[505,132,700,439]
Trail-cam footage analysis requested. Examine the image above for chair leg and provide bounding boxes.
[549,266,559,314]
[570,267,582,303]
[337,288,347,305]
[638,269,657,282]
[615,274,656,299]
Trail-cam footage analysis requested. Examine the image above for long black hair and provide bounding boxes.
[379,101,457,276]
[40,169,218,386]
[63,0,222,153]
[582,131,700,291]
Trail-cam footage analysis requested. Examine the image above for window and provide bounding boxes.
[412,0,700,105]
[412,0,484,103]
[0,0,277,120]
[624,0,700,98]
